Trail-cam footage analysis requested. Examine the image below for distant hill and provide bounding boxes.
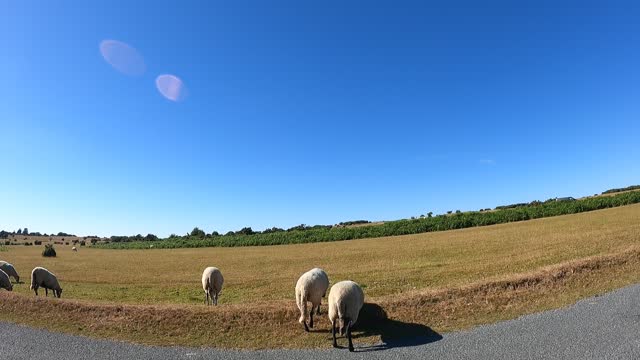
[102,188,640,249]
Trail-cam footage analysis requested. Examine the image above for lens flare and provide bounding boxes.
[155,74,187,101]
[99,40,146,76]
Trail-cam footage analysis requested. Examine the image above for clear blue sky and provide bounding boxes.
[2,1,639,237]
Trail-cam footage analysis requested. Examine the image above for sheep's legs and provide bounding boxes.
[346,320,354,352]
[316,303,321,315]
[309,307,314,329]
[205,291,209,305]
[214,294,218,306]
[331,321,338,348]
[303,315,310,332]
[34,288,38,296]
[45,288,48,297]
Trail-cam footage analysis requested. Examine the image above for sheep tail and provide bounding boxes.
[338,301,347,321]
[204,277,211,298]
[297,288,307,324]
[30,270,35,291]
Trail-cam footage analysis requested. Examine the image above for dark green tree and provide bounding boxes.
[144,234,158,241]
[190,227,206,237]
[236,227,255,235]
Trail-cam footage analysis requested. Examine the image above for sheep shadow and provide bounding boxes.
[348,303,442,352]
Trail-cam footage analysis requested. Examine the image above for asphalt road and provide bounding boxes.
[3,284,640,359]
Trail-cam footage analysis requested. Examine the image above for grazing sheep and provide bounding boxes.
[295,268,329,331]
[0,269,13,291]
[328,280,365,352]
[0,261,20,283]
[30,267,62,298]
[72,246,77,252]
[202,267,224,305]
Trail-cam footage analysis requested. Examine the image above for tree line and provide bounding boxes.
[0,230,76,239]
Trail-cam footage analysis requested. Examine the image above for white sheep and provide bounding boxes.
[0,261,20,283]
[30,267,63,298]
[295,268,329,331]
[72,246,77,252]
[202,267,224,305]
[328,280,365,352]
[0,269,13,291]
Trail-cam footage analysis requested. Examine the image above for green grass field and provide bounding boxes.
[1,203,640,348]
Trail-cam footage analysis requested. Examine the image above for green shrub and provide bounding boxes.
[42,244,57,257]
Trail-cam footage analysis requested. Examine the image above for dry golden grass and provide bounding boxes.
[1,204,640,348]
[2,248,640,349]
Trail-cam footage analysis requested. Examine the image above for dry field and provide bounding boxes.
[1,204,640,348]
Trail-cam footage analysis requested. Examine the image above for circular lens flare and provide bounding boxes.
[155,74,187,101]
[99,40,146,76]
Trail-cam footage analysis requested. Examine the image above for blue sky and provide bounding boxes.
[1,1,639,237]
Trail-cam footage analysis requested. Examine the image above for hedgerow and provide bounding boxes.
[99,191,640,249]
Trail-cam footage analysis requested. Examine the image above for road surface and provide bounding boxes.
[3,283,640,359]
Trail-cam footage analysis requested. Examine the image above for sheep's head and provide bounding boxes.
[6,284,13,291]
[14,276,19,283]
[55,289,63,298]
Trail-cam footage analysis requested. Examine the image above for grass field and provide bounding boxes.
[1,204,640,348]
